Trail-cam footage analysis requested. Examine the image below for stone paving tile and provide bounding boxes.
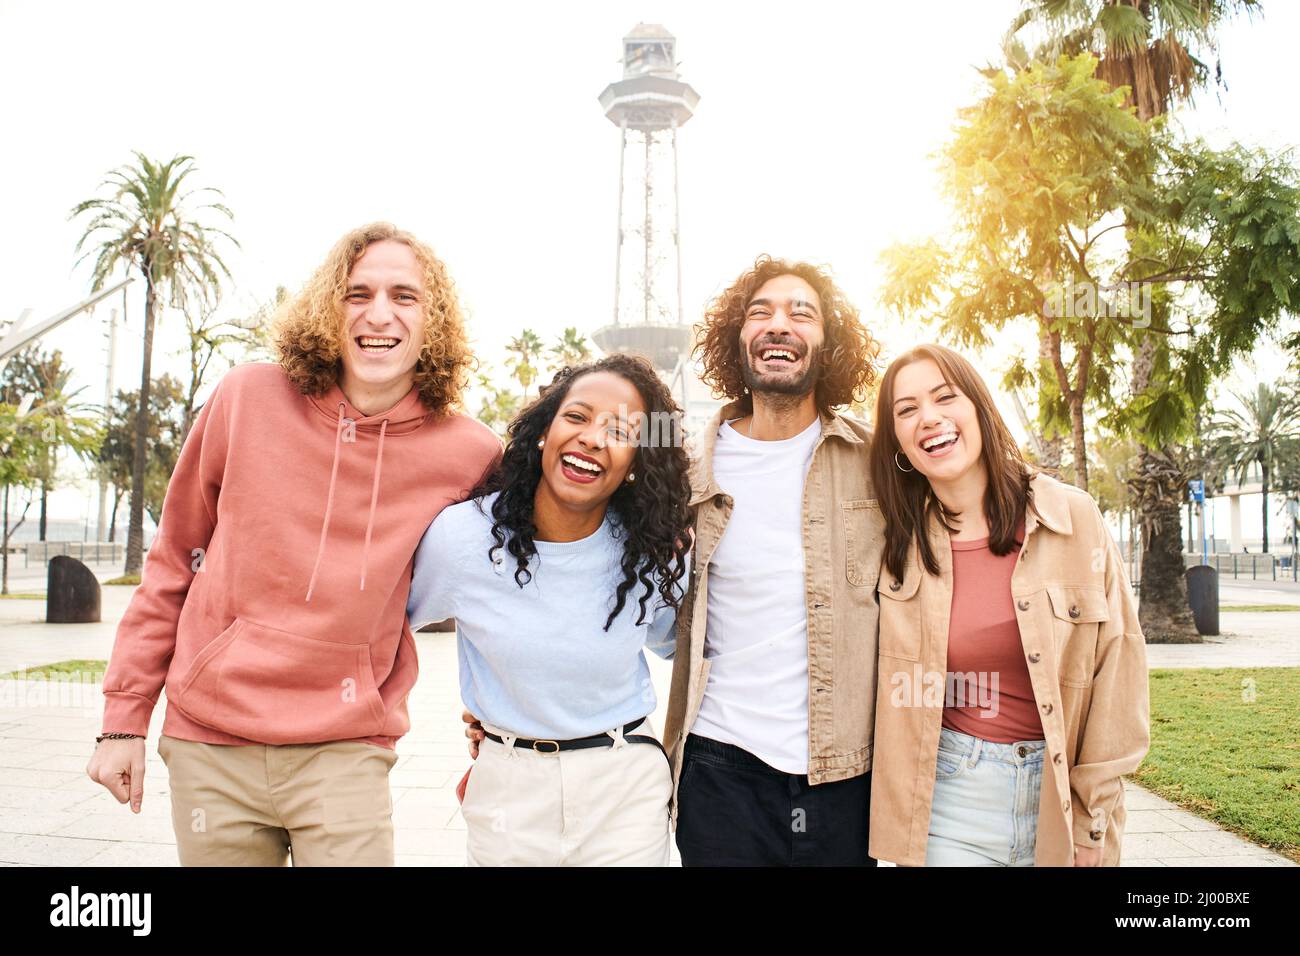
[396,854,466,867]
[1124,832,1202,860]
[0,786,98,812]
[0,751,51,770]
[1156,808,1221,832]
[395,827,468,857]
[0,832,114,866]
[1123,787,1169,811]
[1166,830,1284,857]
[1124,809,1194,834]
[0,767,84,789]
[82,842,180,867]
[0,808,93,837]
[1161,855,1296,867]
[52,815,178,846]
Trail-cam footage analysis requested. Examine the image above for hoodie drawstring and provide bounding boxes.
[305,403,348,602]
[358,418,388,592]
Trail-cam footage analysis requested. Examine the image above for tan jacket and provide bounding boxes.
[868,472,1150,866]
[663,401,884,824]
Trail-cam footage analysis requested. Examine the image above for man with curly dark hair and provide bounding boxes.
[87,223,501,866]
[665,254,887,866]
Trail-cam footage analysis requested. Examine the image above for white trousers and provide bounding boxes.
[462,718,673,867]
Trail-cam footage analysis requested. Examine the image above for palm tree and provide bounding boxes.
[1208,383,1300,554]
[70,153,236,575]
[505,329,545,403]
[548,327,592,373]
[1008,0,1257,642]
[1008,1,1259,123]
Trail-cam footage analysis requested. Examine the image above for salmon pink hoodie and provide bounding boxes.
[100,362,501,749]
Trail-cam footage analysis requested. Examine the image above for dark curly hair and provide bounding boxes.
[695,254,881,414]
[470,352,692,632]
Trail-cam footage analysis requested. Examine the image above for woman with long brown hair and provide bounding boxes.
[867,344,1149,867]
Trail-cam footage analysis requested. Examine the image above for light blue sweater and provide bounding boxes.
[407,493,685,740]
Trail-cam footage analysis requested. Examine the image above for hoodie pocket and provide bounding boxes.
[175,618,387,744]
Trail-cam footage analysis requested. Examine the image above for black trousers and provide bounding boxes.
[675,733,877,867]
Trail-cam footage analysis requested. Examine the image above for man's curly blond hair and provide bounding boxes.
[271,222,471,413]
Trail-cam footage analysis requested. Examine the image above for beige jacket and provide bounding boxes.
[868,472,1150,866]
[663,401,884,824]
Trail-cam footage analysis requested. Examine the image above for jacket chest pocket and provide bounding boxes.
[842,499,884,588]
[1045,585,1106,687]
[876,567,922,661]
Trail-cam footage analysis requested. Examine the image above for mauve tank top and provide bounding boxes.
[942,520,1045,743]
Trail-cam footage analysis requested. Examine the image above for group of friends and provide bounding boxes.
[87,221,1150,867]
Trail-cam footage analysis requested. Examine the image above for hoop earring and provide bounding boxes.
[895,450,915,473]
[537,438,545,449]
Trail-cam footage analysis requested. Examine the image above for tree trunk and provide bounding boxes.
[1069,397,1089,491]
[126,272,156,576]
[2,483,8,596]
[109,487,122,543]
[1131,337,1199,643]
[1261,460,1270,553]
[39,479,47,541]
[1036,325,1064,472]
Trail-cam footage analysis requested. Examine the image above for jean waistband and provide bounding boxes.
[684,733,790,775]
[938,727,1046,766]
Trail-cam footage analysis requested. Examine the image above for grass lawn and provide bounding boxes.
[1135,667,1299,863]
[103,574,140,586]
[0,593,43,600]
[0,659,108,682]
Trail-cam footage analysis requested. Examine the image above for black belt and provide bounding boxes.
[484,719,667,761]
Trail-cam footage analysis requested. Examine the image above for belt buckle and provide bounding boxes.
[532,739,559,754]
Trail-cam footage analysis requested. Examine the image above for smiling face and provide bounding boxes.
[738,273,825,398]
[339,239,425,399]
[891,358,984,484]
[538,370,646,514]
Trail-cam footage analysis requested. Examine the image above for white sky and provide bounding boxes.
[2,0,1297,532]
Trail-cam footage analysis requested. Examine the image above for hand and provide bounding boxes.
[86,737,147,812]
[1073,844,1102,867]
[462,709,484,759]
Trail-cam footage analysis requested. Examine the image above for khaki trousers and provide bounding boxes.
[463,719,673,867]
[158,734,399,867]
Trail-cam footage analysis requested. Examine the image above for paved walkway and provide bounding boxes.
[0,581,1294,867]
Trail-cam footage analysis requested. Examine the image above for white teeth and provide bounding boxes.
[358,336,398,349]
[761,349,797,362]
[562,454,603,474]
[922,432,959,450]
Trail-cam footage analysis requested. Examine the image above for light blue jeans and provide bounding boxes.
[924,726,1046,866]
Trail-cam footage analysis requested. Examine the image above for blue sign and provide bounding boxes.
[1188,480,1205,503]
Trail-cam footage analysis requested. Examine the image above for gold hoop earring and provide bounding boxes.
[895,450,915,473]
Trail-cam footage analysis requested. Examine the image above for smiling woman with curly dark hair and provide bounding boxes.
[407,351,692,866]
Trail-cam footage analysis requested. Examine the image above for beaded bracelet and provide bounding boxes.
[95,732,143,744]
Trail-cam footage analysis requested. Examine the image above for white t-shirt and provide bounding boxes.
[691,416,821,774]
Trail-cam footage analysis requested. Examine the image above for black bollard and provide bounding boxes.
[1184,565,1219,637]
[46,556,102,624]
